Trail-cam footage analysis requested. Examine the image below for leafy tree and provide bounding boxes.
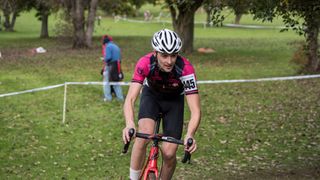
[62,0,99,49]
[33,0,59,38]
[0,0,32,31]
[203,0,224,27]
[99,0,134,16]
[165,0,204,53]
[0,12,2,31]
[250,0,320,72]
[203,1,214,26]
[225,0,251,24]
[101,0,205,53]
[99,0,154,17]
[0,0,56,37]
[204,0,250,25]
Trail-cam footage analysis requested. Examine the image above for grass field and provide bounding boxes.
[0,6,320,179]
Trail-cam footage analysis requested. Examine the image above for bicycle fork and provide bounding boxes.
[142,145,159,179]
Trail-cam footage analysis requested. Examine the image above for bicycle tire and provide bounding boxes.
[147,172,156,180]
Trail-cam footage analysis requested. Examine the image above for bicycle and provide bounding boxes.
[122,113,193,180]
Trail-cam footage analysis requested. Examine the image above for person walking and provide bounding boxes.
[102,35,124,101]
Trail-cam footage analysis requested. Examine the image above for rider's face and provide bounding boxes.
[156,52,178,72]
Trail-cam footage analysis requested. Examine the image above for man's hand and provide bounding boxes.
[184,135,197,154]
[122,126,135,144]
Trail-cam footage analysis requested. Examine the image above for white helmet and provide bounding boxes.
[151,29,182,54]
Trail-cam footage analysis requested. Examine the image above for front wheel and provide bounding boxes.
[147,172,157,180]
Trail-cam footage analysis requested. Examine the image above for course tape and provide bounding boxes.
[1,74,320,98]
[0,84,65,98]
[66,82,131,86]
[224,23,285,29]
[115,17,285,29]
[197,74,320,84]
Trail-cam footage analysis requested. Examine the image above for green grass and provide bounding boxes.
[0,8,319,179]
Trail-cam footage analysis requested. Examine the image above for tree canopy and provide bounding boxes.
[250,0,320,72]
[0,0,33,31]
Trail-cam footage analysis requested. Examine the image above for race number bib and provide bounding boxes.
[180,74,197,93]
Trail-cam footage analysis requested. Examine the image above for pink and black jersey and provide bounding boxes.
[132,53,198,95]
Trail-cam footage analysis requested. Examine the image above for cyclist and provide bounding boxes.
[122,29,201,180]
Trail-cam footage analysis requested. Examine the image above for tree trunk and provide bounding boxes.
[3,7,15,32]
[174,12,195,54]
[306,25,320,72]
[85,0,98,48]
[3,13,11,31]
[168,0,204,54]
[9,12,17,31]
[206,11,210,26]
[204,6,212,27]
[72,0,86,49]
[235,13,242,24]
[40,13,49,38]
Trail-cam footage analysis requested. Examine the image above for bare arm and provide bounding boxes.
[185,93,201,153]
[122,82,143,143]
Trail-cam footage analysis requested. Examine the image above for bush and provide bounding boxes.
[53,12,73,41]
[290,42,309,73]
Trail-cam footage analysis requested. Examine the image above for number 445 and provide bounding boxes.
[182,79,196,90]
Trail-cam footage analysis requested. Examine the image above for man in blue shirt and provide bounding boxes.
[102,35,124,101]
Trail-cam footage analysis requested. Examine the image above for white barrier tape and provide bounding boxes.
[0,84,65,98]
[224,23,285,29]
[114,16,171,24]
[115,17,286,29]
[65,81,131,86]
[115,17,203,25]
[197,74,320,84]
[1,74,319,98]
[123,18,171,24]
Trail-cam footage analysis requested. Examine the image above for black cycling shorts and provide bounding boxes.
[138,85,184,139]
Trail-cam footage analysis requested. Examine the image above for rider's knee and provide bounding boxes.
[161,149,177,161]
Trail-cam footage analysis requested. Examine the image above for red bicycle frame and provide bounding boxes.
[141,145,160,179]
[122,114,193,180]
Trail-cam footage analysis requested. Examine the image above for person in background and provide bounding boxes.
[101,35,124,101]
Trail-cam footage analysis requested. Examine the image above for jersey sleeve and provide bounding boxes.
[180,58,198,95]
[132,55,150,84]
